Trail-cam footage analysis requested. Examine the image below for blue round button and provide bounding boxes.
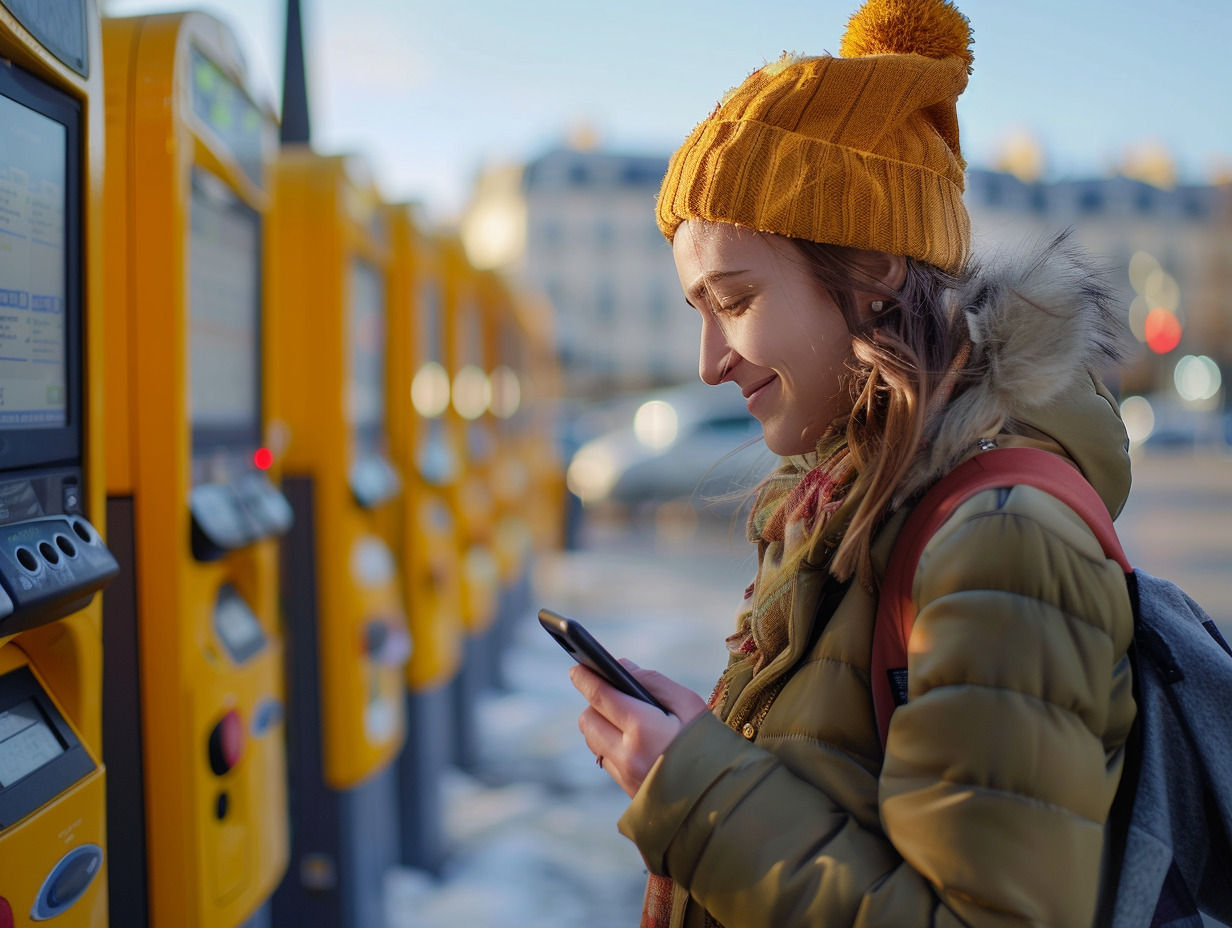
[31,844,103,921]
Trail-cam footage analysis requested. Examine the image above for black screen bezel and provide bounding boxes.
[0,61,83,474]
[188,166,264,458]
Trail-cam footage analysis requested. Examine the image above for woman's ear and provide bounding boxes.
[852,252,907,324]
[870,252,907,292]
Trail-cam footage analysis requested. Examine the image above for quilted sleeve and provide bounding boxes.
[878,484,1135,927]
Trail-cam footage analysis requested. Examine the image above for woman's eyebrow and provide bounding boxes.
[686,269,752,304]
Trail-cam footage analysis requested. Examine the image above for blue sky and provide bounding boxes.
[104,0,1232,221]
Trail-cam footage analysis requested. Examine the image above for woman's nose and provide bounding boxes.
[699,315,737,386]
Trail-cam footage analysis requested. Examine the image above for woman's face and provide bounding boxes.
[673,220,856,456]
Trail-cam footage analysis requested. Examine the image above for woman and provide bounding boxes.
[569,1,1136,926]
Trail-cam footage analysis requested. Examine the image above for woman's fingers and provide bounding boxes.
[620,660,708,725]
[570,662,704,798]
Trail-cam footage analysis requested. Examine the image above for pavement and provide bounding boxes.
[383,448,1232,928]
[385,507,754,927]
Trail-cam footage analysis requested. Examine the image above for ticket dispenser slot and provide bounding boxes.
[0,5,113,924]
[100,12,290,928]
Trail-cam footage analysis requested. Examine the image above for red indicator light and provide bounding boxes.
[1144,308,1182,354]
[0,897,13,928]
[253,447,274,470]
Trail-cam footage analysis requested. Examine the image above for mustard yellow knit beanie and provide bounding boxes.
[657,0,974,274]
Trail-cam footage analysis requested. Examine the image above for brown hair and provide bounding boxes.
[780,238,973,587]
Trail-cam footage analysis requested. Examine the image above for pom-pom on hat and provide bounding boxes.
[657,0,974,275]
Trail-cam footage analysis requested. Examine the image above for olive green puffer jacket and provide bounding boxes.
[618,237,1138,928]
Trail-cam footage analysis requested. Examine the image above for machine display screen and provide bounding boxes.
[418,280,441,364]
[0,92,69,431]
[190,49,265,188]
[214,588,267,663]
[349,260,386,452]
[188,168,261,454]
[0,698,65,788]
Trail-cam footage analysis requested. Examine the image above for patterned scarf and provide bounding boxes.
[640,437,856,928]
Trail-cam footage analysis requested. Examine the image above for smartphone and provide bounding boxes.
[538,608,669,713]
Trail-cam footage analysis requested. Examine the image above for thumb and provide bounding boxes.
[620,659,707,724]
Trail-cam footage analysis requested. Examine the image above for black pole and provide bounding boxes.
[281,0,311,144]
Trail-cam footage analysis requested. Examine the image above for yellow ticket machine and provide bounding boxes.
[386,205,462,874]
[100,13,292,928]
[440,237,500,638]
[512,293,566,557]
[267,149,408,928]
[0,4,118,926]
[479,274,542,688]
[437,237,500,770]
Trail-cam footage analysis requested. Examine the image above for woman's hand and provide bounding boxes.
[571,660,707,798]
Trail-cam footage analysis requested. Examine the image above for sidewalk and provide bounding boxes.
[385,512,754,927]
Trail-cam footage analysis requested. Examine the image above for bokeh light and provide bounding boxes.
[1119,395,1155,444]
[452,364,491,420]
[1174,355,1222,403]
[633,400,678,450]
[411,361,450,417]
[1144,309,1182,354]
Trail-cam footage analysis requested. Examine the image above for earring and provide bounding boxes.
[869,300,885,313]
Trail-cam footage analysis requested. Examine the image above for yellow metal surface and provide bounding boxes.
[0,6,110,926]
[268,149,408,786]
[386,206,464,690]
[101,13,288,927]
[477,271,534,587]
[437,236,499,633]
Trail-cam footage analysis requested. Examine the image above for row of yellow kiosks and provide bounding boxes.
[100,12,291,928]
[0,3,563,924]
[266,149,410,927]
[0,2,119,926]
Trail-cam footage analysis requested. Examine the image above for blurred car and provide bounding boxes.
[565,380,776,511]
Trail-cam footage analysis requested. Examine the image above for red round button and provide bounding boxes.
[208,710,244,775]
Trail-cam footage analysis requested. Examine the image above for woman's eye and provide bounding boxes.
[716,296,749,315]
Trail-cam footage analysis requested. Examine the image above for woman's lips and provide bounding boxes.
[742,375,777,412]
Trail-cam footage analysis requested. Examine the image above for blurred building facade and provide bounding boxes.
[965,168,1232,403]
[462,146,695,399]
[464,142,1232,406]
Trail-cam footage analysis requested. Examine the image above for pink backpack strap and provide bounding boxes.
[871,447,1131,750]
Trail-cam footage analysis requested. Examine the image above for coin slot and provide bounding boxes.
[38,541,61,566]
[55,534,78,558]
[15,546,39,572]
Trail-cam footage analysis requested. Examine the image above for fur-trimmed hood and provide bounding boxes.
[900,231,1133,516]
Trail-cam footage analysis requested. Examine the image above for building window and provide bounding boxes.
[545,278,565,313]
[982,175,1003,208]
[1076,186,1104,214]
[594,218,615,249]
[647,283,667,325]
[595,279,615,323]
